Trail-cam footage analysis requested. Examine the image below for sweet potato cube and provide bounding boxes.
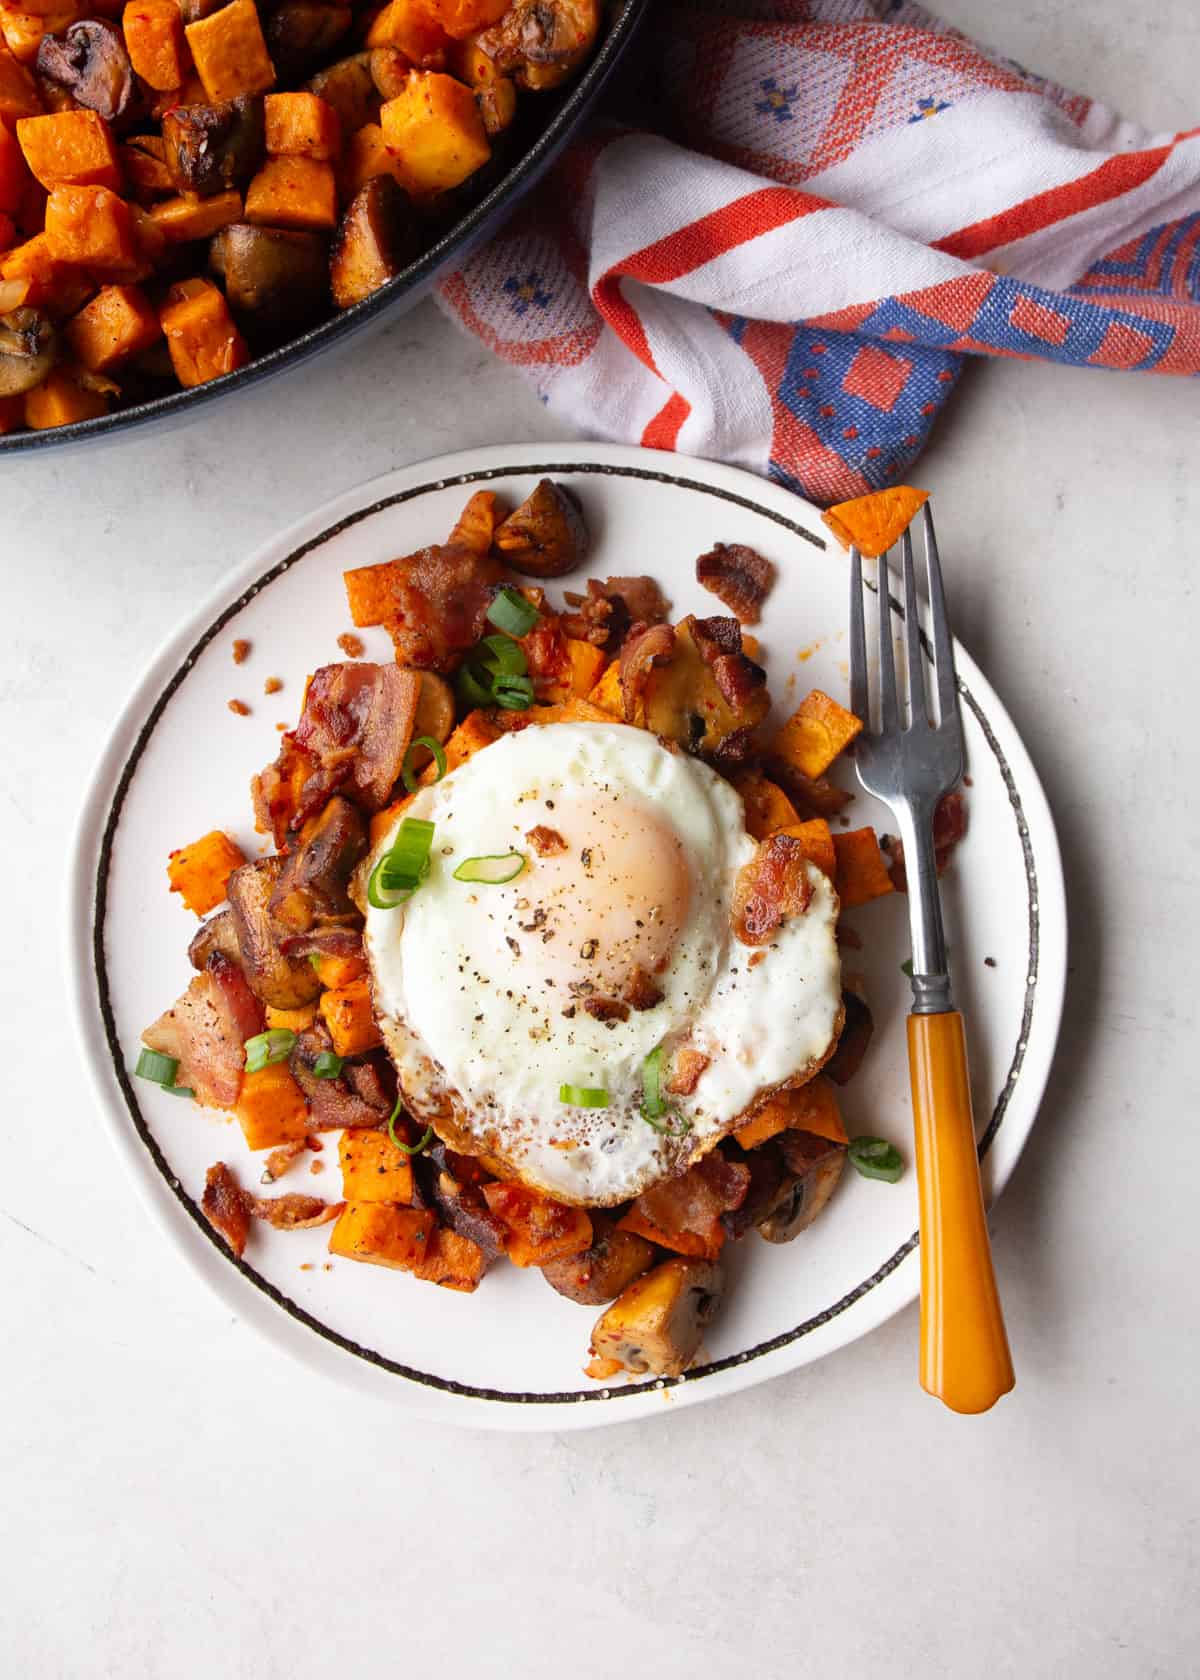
[120,135,175,200]
[159,276,249,386]
[775,817,836,881]
[310,951,367,989]
[328,1201,435,1269]
[1,7,75,66]
[338,1128,414,1205]
[732,769,800,840]
[244,154,336,229]
[235,1062,310,1150]
[734,1074,846,1151]
[0,119,30,214]
[166,828,245,913]
[150,188,242,241]
[482,1181,592,1268]
[24,365,108,429]
[773,689,863,781]
[587,659,623,717]
[318,976,381,1056]
[412,1226,486,1291]
[17,109,121,189]
[66,281,160,371]
[822,486,929,560]
[44,185,136,268]
[0,232,61,308]
[186,0,275,102]
[618,1206,721,1261]
[544,636,607,703]
[832,826,895,909]
[0,42,42,119]
[122,0,189,91]
[264,90,341,161]
[364,0,449,64]
[343,555,402,624]
[379,70,488,194]
[340,120,397,195]
[265,1003,317,1033]
[425,0,507,41]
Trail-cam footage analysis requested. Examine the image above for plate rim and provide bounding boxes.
[67,442,1067,1430]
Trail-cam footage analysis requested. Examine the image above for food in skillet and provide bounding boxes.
[0,0,600,434]
[137,480,964,1380]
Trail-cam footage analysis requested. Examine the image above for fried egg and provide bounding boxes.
[366,722,842,1205]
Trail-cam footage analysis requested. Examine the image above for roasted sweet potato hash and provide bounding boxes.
[0,0,600,433]
[137,480,965,1381]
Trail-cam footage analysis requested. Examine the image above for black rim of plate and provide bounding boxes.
[1,0,648,456]
[92,461,1041,1407]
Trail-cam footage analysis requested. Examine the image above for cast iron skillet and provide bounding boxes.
[2,0,648,457]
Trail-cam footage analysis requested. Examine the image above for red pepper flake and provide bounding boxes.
[228,698,250,716]
[263,676,283,695]
[337,632,365,658]
[232,639,251,664]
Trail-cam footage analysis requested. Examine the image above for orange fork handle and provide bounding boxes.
[908,1010,1015,1414]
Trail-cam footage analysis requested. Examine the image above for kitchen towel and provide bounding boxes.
[437,0,1200,504]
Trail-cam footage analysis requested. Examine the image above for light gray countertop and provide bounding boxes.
[3,2,1197,1674]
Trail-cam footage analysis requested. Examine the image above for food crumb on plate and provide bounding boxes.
[338,632,365,658]
[228,699,250,716]
[232,638,251,664]
[264,676,283,695]
[984,956,997,968]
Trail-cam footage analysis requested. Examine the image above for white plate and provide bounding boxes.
[68,443,1066,1431]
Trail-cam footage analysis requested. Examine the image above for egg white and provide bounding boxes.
[366,722,842,1204]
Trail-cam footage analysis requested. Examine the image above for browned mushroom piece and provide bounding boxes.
[589,1257,724,1377]
[36,20,138,125]
[330,175,420,310]
[186,907,241,972]
[162,97,266,197]
[542,1215,657,1305]
[493,479,588,577]
[402,671,456,773]
[306,52,382,134]
[226,857,325,1009]
[267,2,353,82]
[823,990,874,1086]
[368,45,411,101]
[479,0,599,91]
[0,309,57,398]
[211,223,330,336]
[267,794,368,934]
[757,1132,846,1243]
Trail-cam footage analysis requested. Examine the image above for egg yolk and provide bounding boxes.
[506,792,691,1000]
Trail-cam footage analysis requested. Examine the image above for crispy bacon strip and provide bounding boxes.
[261,1141,307,1183]
[690,614,767,711]
[695,542,776,624]
[292,662,420,812]
[583,995,630,1024]
[525,825,567,857]
[667,1047,709,1095]
[201,1162,252,1257]
[385,543,503,670]
[289,1028,386,1130]
[732,831,815,946]
[142,953,264,1109]
[278,926,364,963]
[618,620,675,722]
[562,576,671,650]
[622,1152,750,1258]
[250,1193,342,1231]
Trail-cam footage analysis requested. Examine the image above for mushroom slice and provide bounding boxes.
[37,20,139,125]
[589,1257,724,1378]
[757,1133,846,1244]
[0,309,56,398]
[542,1216,657,1306]
[493,478,589,577]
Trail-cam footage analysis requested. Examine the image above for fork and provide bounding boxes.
[849,504,1015,1414]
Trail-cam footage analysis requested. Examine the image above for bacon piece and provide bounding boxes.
[690,614,767,710]
[201,1162,252,1257]
[620,1152,750,1260]
[250,1192,342,1230]
[278,926,364,963]
[525,824,567,857]
[695,542,776,624]
[667,1047,709,1095]
[385,543,504,670]
[289,1027,384,1130]
[520,611,571,696]
[291,662,421,812]
[261,1140,306,1182]
[583,995,630,1024]
[142,955,264,1109]
[883,790,968,892]
[422,1163,506,1263]
[618,620,676,722]
[732,831,816,946]
[562,575,671,651]
[623,967,663,1013]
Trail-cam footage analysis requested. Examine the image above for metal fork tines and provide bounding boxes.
[849,503,963,1016]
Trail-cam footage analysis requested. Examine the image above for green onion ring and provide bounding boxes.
[135,1048,179,1086]
[312,1051,344,1080]
[480,633,529,677]
[559,1084,610,1108]
[847,1136,904,1183]
[453,851,526,885]
[401,735,448,795]
[486,586,540,638]
[244,1028,296,1074]
[385,1093,434,1155]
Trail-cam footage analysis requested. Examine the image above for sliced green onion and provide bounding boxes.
[480,633,528,676]
[385,1093,433,1155]
[487,586,540,638]
[312,1052,343,1080]
[641,1045,667,1119]
[457,661,495,710]
[848,1136,905,1184]
[244,1028,296,1074]
[492,674,535,710]
[135,1048,179,1086]
[368,817,435,910]
[401,735,448,794]
[308,952,323,970]
[559,1084,610,1108]
[453,851,526,885]
[641,1108,692,1137]
[162,1085,196,1098]
[900,957,914,978]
